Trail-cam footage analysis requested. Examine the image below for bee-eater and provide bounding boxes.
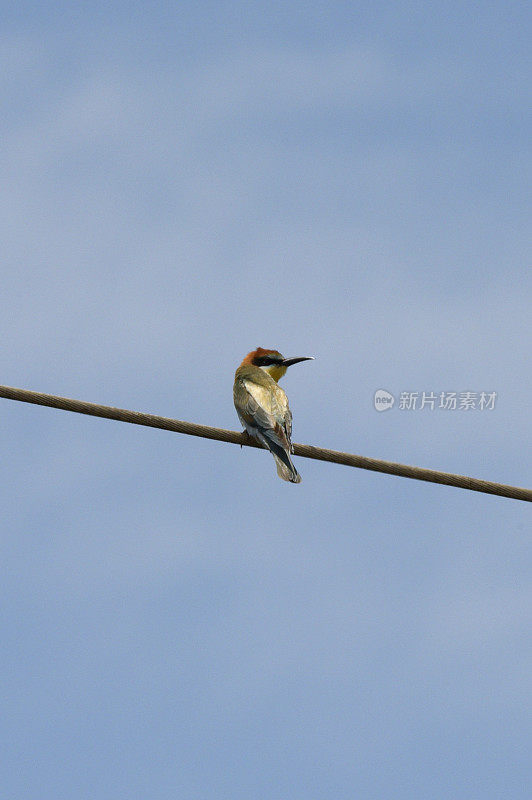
[233,347,313,483]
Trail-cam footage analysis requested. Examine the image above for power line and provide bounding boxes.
[0,383,530,503]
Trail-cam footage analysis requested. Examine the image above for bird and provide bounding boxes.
[233,347,313,483]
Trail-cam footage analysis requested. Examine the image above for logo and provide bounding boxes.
[374,389,395,411]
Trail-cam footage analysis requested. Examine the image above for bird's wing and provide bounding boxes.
[284,404,293,441]
[234,376,300,482]
[267,382,293,442]
[236,379,292,449]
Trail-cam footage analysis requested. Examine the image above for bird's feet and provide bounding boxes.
[240,430,253,449]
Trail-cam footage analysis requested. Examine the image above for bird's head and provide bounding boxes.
[241,347,314,382]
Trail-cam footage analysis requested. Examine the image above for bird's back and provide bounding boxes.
[233,363,300,482]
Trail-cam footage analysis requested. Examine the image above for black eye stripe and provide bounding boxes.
[255,355,283,366]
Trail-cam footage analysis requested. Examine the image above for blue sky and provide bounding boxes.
[1,3,531,798]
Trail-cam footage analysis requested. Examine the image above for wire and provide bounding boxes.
[0,383,530,502]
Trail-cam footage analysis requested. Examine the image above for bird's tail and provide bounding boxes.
[258,432,301,484]
[272,451,301,483]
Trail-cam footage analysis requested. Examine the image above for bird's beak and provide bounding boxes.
[281,356,315,367]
